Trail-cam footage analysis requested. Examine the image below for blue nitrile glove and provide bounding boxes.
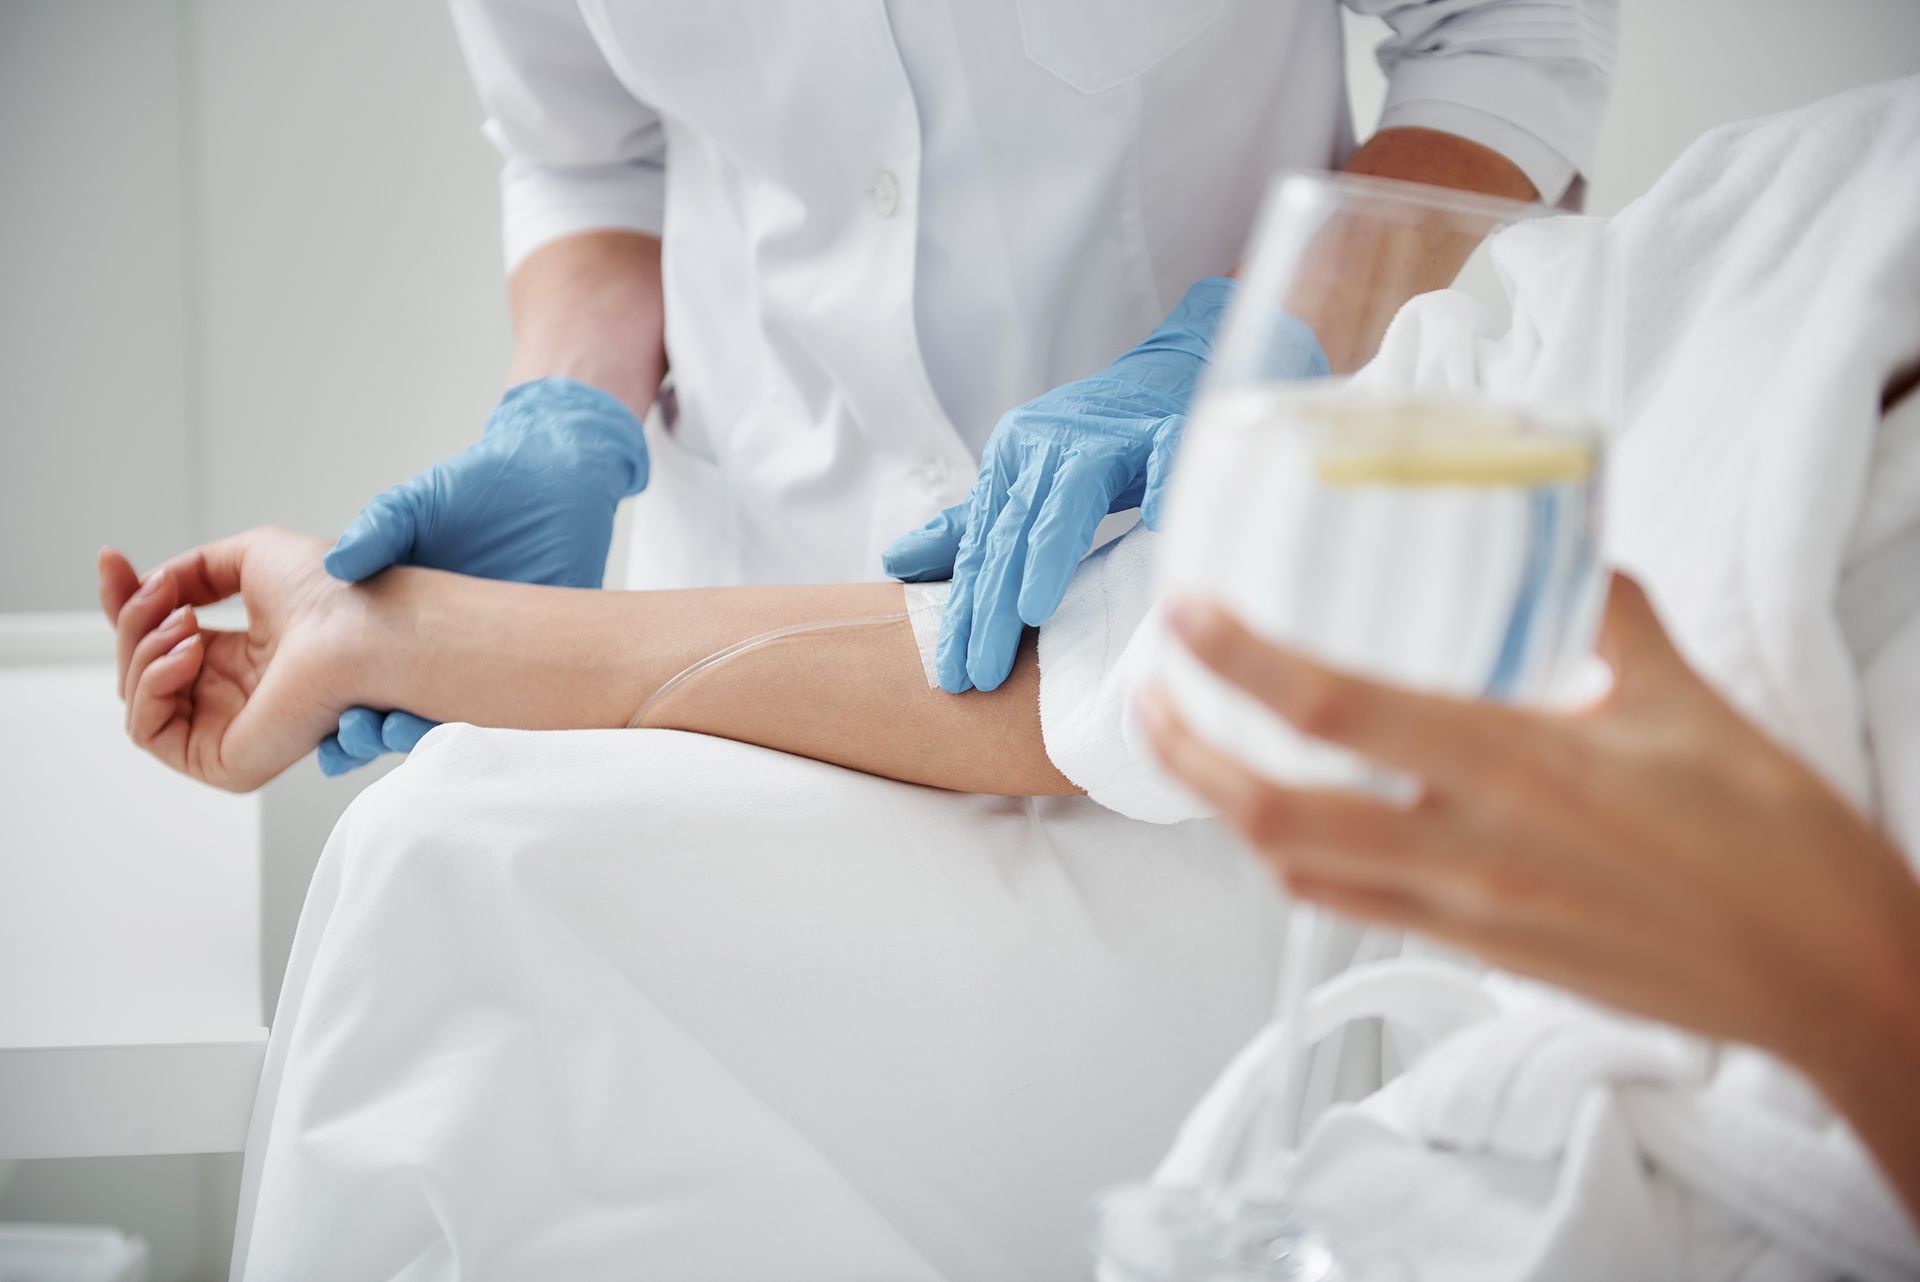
[316,376,648,775]
[882,278,1328,693]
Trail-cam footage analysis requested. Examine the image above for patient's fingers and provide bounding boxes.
[115,568,179,699]
[1135,684,1445,885]
[97,547,141,626]
[1279,870,1620,996]
[110,532,252,699]
[128,632,203,758]
[1163,599,1526,789]
[142,533,251,609]
[124,606,197,731]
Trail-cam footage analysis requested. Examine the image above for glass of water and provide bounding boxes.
[1093,170,1617,1280]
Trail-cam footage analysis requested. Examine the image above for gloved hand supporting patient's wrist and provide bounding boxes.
[316,376,649,775]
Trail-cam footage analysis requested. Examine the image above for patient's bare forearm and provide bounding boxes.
[350,569,1074,796]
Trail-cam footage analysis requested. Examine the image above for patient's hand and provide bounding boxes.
[98,528,357,792]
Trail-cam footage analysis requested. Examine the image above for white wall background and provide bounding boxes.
[2,1,1917,1278]
[1,4,506,1279]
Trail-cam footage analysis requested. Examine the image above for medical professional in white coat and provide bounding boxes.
[312,0,1616,771]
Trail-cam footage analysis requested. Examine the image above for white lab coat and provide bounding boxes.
[448,0,1616,590]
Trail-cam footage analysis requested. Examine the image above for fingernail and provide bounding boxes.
[1163,597,1203,638]
[163,605,190,628]
[167,633,199,657]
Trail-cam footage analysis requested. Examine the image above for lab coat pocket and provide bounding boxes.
[1016,0,1226,94]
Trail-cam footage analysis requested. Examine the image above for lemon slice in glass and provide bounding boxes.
[1299,396,1596,487]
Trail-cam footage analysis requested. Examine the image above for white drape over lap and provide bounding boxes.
[231,727,1286,1282]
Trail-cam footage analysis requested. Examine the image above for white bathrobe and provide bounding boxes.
[232,78,1920,1280]
[1138,75,1920,1282]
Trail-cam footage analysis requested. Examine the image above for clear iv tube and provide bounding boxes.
[627,612,911,729]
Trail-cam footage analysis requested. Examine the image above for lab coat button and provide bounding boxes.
[869,168,902,217]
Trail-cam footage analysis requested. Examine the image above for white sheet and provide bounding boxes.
[231,728,1289,1281]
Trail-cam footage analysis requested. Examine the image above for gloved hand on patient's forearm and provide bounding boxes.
[882,277,1327,693]
[316,376,648,775]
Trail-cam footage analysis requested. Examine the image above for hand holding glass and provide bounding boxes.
[1092,171,1617,1281]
